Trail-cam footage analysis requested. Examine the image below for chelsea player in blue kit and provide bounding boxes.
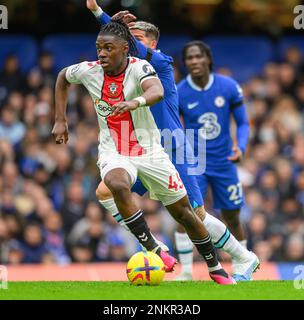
[86,0,258,282]
[178,41,260,280]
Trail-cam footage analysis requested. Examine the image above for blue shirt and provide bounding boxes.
[98,13,185,150]
[178,73,249,170]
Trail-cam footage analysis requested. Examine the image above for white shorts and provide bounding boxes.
[97,150,187,206]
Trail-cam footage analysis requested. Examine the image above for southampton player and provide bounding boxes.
[52,19,235,284]
[86,0,259,281]
[178,41,260,281]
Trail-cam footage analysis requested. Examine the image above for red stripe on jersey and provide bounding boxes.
[102,70,145,156]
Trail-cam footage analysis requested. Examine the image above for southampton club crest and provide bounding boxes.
[108,82,119,96]
[94,99,113,118]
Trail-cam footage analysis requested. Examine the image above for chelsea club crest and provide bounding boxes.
[215,96,225,108]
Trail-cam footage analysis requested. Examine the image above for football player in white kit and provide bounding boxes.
[51,19,235,284]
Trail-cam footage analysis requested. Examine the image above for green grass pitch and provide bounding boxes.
[0,281,303,300]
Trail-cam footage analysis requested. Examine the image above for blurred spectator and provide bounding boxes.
[283,235,304,262]
[253,241,274,262]
[37,52,56,87]
[19,222,50,263]
[43,213,70,264]
[0,107,26,147]
[0,55,24,102]
[61,181,87,233]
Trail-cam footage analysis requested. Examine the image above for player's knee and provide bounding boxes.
[194,206,206,221]
[104,178,130,199]
[96,186,110,201]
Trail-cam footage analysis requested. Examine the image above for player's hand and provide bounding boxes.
[52,120,69,144]
[86,0,99,11]
[227,146,243,163]
[112,11,137,27]
[111,100,140,116]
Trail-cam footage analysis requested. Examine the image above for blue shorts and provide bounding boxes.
[132,147,204,209]
[196,164,244,210]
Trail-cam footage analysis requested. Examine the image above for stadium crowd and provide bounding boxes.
[0,44,304,265]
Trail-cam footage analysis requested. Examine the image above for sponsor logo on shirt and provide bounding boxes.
[198,112,221,140]
[187,102,199,110]
[95,99,113,118]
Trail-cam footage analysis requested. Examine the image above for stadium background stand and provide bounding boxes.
[2,35,303,82]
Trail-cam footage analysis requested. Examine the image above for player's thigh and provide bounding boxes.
[209,165,244,210]
[134,152,187,207]
[97,153,138,186]
[174,161,203,209]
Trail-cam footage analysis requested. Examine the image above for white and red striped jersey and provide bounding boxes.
[65,57,163,156]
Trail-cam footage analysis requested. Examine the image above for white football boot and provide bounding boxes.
[174,272,193,281]
[232,251,260,282]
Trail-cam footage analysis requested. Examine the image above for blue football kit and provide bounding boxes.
[178,73,250,210]
[97,12,203,208]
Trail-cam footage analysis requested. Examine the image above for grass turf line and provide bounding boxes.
[0,281,302,300]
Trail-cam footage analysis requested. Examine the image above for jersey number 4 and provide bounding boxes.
[168,173,184,191]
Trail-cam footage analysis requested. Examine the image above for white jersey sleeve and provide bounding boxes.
[65,61,89,84]
[132,59,158,87]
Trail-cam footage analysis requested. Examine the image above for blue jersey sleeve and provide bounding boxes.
[98,11,111,24]
[232,104,249,155]
[229,79,244,108]
[227,78,249,154]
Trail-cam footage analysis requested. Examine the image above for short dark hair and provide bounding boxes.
[182,41,213,71]
[98,19,137,55]
[129,21,160,42]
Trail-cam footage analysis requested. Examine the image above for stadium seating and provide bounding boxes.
[202,36,274,83]
[0,35,38,73]
[42,34,98,72]
[0,35,302,79]
[157,34,192,61]
[277,36,304,60]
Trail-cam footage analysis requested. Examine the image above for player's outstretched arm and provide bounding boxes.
[87,1,164,63]
[86,0,99,11]
[51,68,70,145]
[111,78,164,116]
[87,0,136,26]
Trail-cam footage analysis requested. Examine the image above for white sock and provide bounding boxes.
[99,198,129,231]
[240,240,248,248]
[203,212,251,262]
[174,231,193,275]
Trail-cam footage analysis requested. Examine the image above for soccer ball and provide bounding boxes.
[126,251,165,286]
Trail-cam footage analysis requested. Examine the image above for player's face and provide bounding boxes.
[96,35,129,74]
[184,45,210,78]
[130,29,157,50]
